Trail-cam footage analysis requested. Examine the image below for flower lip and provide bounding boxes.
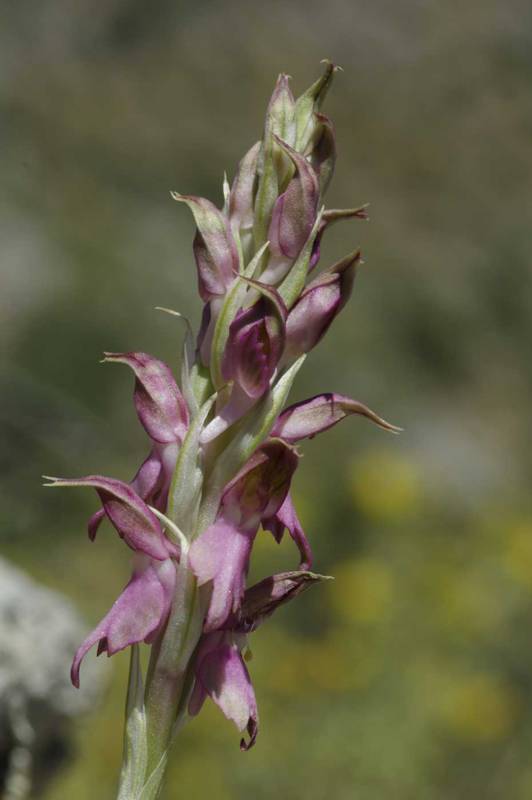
[70,560,175,688]
[188,632,259,750]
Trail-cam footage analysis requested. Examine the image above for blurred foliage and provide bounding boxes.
[2,0,532,797]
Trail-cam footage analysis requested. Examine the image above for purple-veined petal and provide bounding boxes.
[103,352,188,444]
[188,518,254,632]
[71,562,170,687]
[271,393,401,442]
[189,632,258,750]
[238,570,328,632]
[284,250,359,360]
[262,493,312,569]
[223,439,300,526]
[222,286,286,399]
[224,303,274,398]
[171,194,239,301]
[44,475,175,560]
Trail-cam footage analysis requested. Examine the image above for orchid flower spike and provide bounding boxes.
[45,62,399,797]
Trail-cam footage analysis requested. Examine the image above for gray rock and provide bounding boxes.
[0,558,108,798]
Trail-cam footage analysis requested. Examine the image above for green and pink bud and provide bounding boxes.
[284,250,360,360]
[171,193,239,301]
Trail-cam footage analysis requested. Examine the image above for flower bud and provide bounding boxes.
[171,193,239,301]
[102,352,189,444]
[284,250,359,360]
[254,74,296,246]
[262,135,319,285]
[294,59,339,151]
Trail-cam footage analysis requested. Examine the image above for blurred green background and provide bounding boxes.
[2,1,532,797]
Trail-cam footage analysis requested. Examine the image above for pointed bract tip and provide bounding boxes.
[329,249,362,275]
[154,306,183,318]
[277,72,292,83]
[319,58,343,73]
[42,475,60,486]
[170,191,194,204]
[376,418,402,434]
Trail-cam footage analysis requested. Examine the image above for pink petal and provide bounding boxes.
[190,634,258,750]
[272,393,400,443]
[223,440,299,526]
[222,292,286,400]
[284,251,358,360]
[71,564,169,687]
[87,448,165,542]
[189,519,254,632]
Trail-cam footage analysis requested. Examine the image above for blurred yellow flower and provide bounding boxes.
[350,449,422,521]
[436,673,520,743]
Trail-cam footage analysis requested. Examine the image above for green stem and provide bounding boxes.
[114,566,204,800]
[144,566,203,774]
